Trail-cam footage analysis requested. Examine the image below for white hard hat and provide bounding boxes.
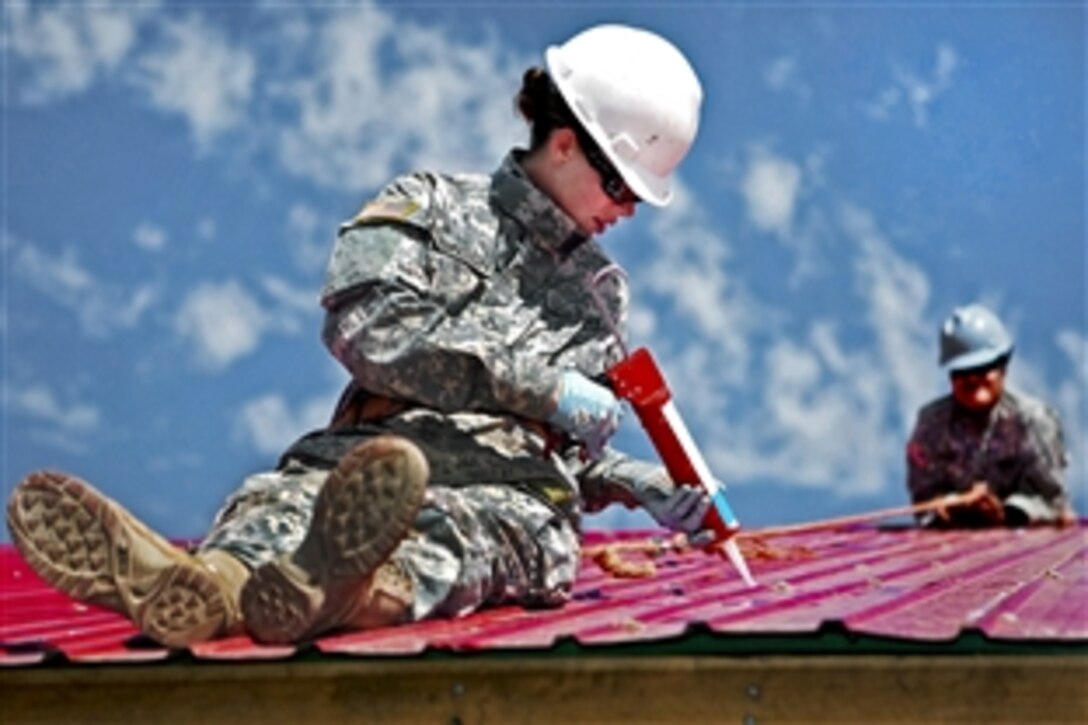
[939,304,1015,372]
[545,24,702,207]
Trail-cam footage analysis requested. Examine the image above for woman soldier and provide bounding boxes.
[8,24,713,646]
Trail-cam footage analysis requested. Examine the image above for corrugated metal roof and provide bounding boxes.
[2,524,1085,666]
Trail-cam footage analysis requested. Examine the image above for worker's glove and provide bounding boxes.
[1004,493,1070,527]
[645,485,712,535]
[547,371,622,460]
[633,470,712,535]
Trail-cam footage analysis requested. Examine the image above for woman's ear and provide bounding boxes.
[548,127,578,164]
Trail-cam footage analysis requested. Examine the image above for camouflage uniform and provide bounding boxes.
[906,389,1070,527]
[199,151,668,621]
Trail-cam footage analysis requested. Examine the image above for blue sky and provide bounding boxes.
[3,1,1084,541]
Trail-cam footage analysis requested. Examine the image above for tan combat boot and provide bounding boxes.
[241,436,427,644]
[6,471,248,647]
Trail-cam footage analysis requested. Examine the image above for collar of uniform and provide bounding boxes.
[490,150,588,257]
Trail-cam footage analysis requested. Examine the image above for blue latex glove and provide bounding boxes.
[547,371,622,459]
[641,484,712,534]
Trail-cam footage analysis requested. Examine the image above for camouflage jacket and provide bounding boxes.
[906,389,1069,524]
[282,151,668,522]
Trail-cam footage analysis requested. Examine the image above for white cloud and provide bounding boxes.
[1055,329,1088,383]
[716,330,894,494]
[643,179,764,387]
[233,391,338,456]
[173,277,315,371]
[935,44,958,82]
[132,15,256,149]
[741,149,803,238]
[261,276,319,319]
[274,4,526,192]
[726,146,832,285]
[765,56,795,90]
[863,87,902,122]
[898,43,958,128]
[764,55,811,102]
[7,382,100,433]
[4,379,101,455]
[636,186,939,497]
[864,42,959,128]
[13,240,157,337]
[174,280,268,370]
[10,5,526,191]
[286,204,332,274]
[841,202,936,427]
[196,218,217,241]
[5,0,151,103]
[133,222,167,251]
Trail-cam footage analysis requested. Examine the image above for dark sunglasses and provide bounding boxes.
[575,130,641,205]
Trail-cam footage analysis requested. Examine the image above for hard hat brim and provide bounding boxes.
[942,345,1013,373]
[616,157,672,207]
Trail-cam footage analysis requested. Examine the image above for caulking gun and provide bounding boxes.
[589,265,756,588]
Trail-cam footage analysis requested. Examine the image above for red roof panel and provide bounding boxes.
[2,524,1085,666]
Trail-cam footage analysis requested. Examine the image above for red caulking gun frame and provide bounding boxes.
[588,265,756,588]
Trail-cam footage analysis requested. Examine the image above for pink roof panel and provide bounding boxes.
[2,525,1085,666]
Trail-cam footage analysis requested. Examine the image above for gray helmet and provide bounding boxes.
[939,304,1014,372]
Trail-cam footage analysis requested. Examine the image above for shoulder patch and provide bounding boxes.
[906,440,930,469]
[349,199,422,226]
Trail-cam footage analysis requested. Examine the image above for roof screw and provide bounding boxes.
[747,683,761,700]
[743,715,758,725]
[452,682,465,698]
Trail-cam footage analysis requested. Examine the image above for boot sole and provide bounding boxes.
[6,471,230,648]
[241,437,428,644]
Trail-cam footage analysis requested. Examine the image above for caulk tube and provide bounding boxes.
[606,348,756,587]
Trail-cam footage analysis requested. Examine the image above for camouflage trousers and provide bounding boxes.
[197,460,581,622]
